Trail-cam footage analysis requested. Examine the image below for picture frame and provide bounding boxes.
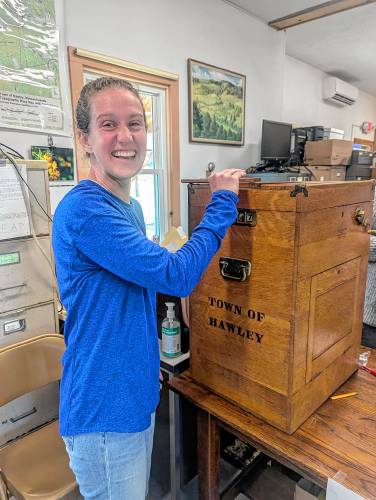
[188,59,246,145]
[30,146,75,185]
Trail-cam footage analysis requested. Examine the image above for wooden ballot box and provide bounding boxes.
[185,179,374,433]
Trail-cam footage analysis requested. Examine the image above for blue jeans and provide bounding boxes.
[63,414,155,499]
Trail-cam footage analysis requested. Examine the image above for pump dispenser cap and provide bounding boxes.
[165,302,175,319]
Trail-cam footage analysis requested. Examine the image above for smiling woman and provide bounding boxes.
[51,73,245,500]
[50,47,254,498]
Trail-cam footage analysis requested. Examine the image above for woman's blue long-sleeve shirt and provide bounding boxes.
[52,179,238,435]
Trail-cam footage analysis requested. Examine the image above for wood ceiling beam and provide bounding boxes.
[269,0,376,30]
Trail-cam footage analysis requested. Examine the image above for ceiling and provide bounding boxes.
[223,0,376,96]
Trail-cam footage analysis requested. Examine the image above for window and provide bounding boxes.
[68,47,180,239]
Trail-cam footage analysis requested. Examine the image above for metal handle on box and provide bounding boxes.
[219,257,251,282]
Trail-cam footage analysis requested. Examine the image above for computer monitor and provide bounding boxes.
[261,120,292,161]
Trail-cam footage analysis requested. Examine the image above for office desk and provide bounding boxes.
[169,356,376,500]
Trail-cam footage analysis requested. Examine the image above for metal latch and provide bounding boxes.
[290,184,308,197]
[354,207,376,234]
[354,207,367,226]
[235,208,257,227]
[219,257,251,282]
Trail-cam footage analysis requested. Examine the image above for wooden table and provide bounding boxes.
[169,356,376,500]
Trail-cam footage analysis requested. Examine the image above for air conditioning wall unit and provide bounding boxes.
[323,77,359,106]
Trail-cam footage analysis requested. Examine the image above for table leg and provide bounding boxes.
[197,409,220,500]
[169,373,182,500]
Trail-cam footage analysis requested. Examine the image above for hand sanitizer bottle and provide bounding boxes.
[162,302,181,357]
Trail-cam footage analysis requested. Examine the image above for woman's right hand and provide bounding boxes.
[208,169,246,195]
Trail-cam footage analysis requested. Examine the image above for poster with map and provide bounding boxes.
[0,0,64,132]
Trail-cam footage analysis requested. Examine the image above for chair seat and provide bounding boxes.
[0,420,77,499]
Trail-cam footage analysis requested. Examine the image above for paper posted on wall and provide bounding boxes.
[0,0,65,134]
[0,164,31,241]
[160,226,188,252]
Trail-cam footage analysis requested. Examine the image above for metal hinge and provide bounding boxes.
[290,184,308,198]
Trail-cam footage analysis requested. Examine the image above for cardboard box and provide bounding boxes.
[305,139,353,166]
[308,165,346,181]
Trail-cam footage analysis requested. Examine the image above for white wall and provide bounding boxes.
[282,55,376,141]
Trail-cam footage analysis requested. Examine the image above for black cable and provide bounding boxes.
[302,164,314,179]
[1,146,64,312]
[0,146,53,223]
[0,142,24,159]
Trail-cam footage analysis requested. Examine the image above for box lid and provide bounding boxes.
[184,178,374,213]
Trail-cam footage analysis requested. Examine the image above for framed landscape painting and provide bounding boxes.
[188,59,245,145]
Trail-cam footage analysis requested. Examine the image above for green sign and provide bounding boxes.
[0,252,20,266]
